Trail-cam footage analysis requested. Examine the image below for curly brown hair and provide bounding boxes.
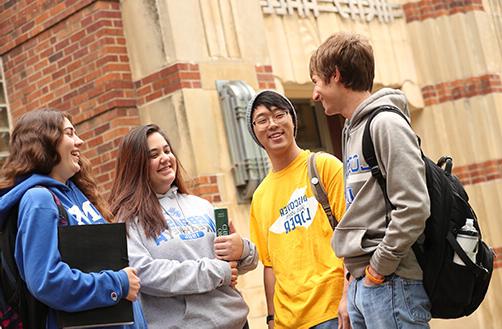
[109,124,189,239]
[0,108,112,221]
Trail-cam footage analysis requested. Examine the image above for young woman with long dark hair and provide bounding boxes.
[109,124,257,329]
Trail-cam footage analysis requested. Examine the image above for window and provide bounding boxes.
[0,58,11,166]
[291,99,344,159]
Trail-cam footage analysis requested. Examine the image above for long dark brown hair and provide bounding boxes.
[0,108,112,221]
[109,124,189,239]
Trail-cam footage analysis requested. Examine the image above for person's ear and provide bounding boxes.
[331,67,341,83]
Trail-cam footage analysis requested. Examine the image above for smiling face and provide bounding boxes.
[311,73,341,116]
[50,118,83,183]
[252,105,295,154]
[147,132,177,194]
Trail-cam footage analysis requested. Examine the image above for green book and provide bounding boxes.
[215,208,229,236]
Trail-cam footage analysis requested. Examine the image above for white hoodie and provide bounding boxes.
[127,187,257,329]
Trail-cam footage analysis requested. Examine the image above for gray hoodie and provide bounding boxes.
[127,187,257,329]
[333,88,430,280]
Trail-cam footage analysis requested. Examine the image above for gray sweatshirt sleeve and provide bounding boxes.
[127,222,232,297]
[237,238,258,274]
[369,112,430,276]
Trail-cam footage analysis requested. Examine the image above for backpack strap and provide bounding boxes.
[361,106,412,225]
[307,152,338,230]
[34,185,68,226]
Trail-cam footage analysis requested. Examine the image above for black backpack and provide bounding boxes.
[0,187,68,328]
[362,106,494,319]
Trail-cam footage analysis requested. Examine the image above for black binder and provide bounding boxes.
[56,223,133,328]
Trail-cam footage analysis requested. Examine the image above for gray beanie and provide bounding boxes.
[245,90,298,148]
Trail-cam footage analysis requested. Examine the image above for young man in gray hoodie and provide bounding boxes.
[310,32,432,328]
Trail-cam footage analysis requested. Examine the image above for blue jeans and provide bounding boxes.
[310,318,338,329]
[347,275,431,329]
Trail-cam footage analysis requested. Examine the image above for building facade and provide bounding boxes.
[1,0,501,328]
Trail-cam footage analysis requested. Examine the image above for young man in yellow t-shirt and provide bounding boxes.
[245,90,348,329]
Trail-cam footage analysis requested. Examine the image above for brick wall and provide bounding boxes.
[189,175,221,203]
[134,63,201,107]
[0,0,141,192]
[256,65,276,90]
[454,159,502,186]
[403,0,484,23]
[494,247,501,269]
[421,74,502,106]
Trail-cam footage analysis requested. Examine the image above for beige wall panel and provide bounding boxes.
[451,13,485,78]
[315,12,344,42]
[200,0,229,58]
[157,0,208,62]
[182,89,230,174]
[239,264,267,325]
[218,0,241,58]
[423,21,448,84]
[230,1,270,63]
[406,22,429,85]
[470,95,502,161]
[199,61,259,90]
[390,20,420,86]
[466,183,502,247]
[462,12,489,77]
[138,92,196,175]
[367,22,393,86]
[448,14,473,78]
[283,16,321,83]
[447,101,475,165]
[417,97,501,168]
[493,94,502,144]
[198,0,243,59]
[435,17,462,80]
[431,313,480,329]
[368,20,416,87]
[474,10,502,73]
[264,15,295,82]
[120,0,167,79]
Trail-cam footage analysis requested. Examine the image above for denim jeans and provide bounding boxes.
[310,317,338,329]
[347,275,431,329]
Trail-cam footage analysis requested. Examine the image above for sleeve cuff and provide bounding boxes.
[118,269,130,298]
[370,248,399,276]
[240,239,250,260]
[216,259,232,287]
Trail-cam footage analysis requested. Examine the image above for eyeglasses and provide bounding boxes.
[252,110,289,129]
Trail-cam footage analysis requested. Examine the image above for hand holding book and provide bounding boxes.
[214,208,244,261]
[123,267,141,301]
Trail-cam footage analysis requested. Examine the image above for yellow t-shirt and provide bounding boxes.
[250,150,345,329]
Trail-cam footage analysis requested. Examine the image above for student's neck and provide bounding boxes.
[269,144,302,172]
[342,90,371,120]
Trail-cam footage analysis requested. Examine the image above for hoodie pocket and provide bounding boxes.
[333,227,377,257]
